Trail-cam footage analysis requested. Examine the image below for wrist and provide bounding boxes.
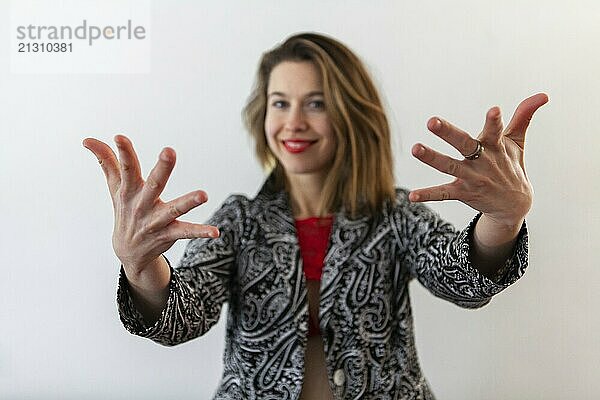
[123,255,171,291]
[475,213,523,249]
[481,212,525,231]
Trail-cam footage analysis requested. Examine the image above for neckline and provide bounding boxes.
[294,215,334,224]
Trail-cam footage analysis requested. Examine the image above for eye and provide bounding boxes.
[308,100,325,110]
[271,100,288,109]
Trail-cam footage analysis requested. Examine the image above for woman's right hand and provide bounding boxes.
[82,134,220,280]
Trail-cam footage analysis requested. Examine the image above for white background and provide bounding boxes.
[1,1,599,399]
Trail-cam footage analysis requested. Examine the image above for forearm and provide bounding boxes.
[123,255,171,325]
[470,213,524,280]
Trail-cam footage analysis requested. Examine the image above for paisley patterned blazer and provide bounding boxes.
[117,174,528,399]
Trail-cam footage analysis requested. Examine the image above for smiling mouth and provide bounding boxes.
[282,140,317,153]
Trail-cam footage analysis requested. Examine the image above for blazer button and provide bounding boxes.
[333,369,345,386]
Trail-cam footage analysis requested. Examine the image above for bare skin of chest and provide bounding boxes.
[299,280,334,399]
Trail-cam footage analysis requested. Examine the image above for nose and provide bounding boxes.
[284,104,308,132]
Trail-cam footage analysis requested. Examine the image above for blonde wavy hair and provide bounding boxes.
[243,32,395,218]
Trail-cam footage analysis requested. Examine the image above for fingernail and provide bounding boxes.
[160,150,171,162]
[211,229,220,238]
[413,145,425,157]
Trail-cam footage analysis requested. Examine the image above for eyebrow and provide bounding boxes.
[267,91,324,98]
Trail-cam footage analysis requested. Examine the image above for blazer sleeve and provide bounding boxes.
[390,189,528,309]
[116,194,245,346]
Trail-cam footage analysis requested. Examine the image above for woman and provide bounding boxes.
[83,33,547,399]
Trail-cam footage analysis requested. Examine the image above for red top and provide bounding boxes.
[295,216,333,336]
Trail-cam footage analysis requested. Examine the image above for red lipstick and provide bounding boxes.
[282,140,316,154]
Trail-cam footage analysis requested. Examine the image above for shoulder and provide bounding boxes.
[221,193,251,209]
[393,187,411,205]
[209,193,251,214]
[391,187,435,217]
[211,180,288,221]
[212,190,285,223]
[388,187,458,239]
[207,194,251,227]
[385,187,453,234]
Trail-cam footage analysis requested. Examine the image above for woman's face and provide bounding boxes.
[264,61,336,180]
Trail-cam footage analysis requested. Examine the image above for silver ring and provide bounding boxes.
[464,140,484,160]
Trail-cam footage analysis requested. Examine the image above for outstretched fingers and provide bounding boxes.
[146,190,209,231]
[504,93,549,148]
[426,117,479,158]
[409,181,462,202]
[83,137,121,196]
[160,220,220,242]
[479,106,504,145]
[411,143,476,179]
[137,147,177,211]
[114,135,144,195]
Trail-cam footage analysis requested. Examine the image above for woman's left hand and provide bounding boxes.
[409,93,548,228]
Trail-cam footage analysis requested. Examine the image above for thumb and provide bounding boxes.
[504,93,549,148]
